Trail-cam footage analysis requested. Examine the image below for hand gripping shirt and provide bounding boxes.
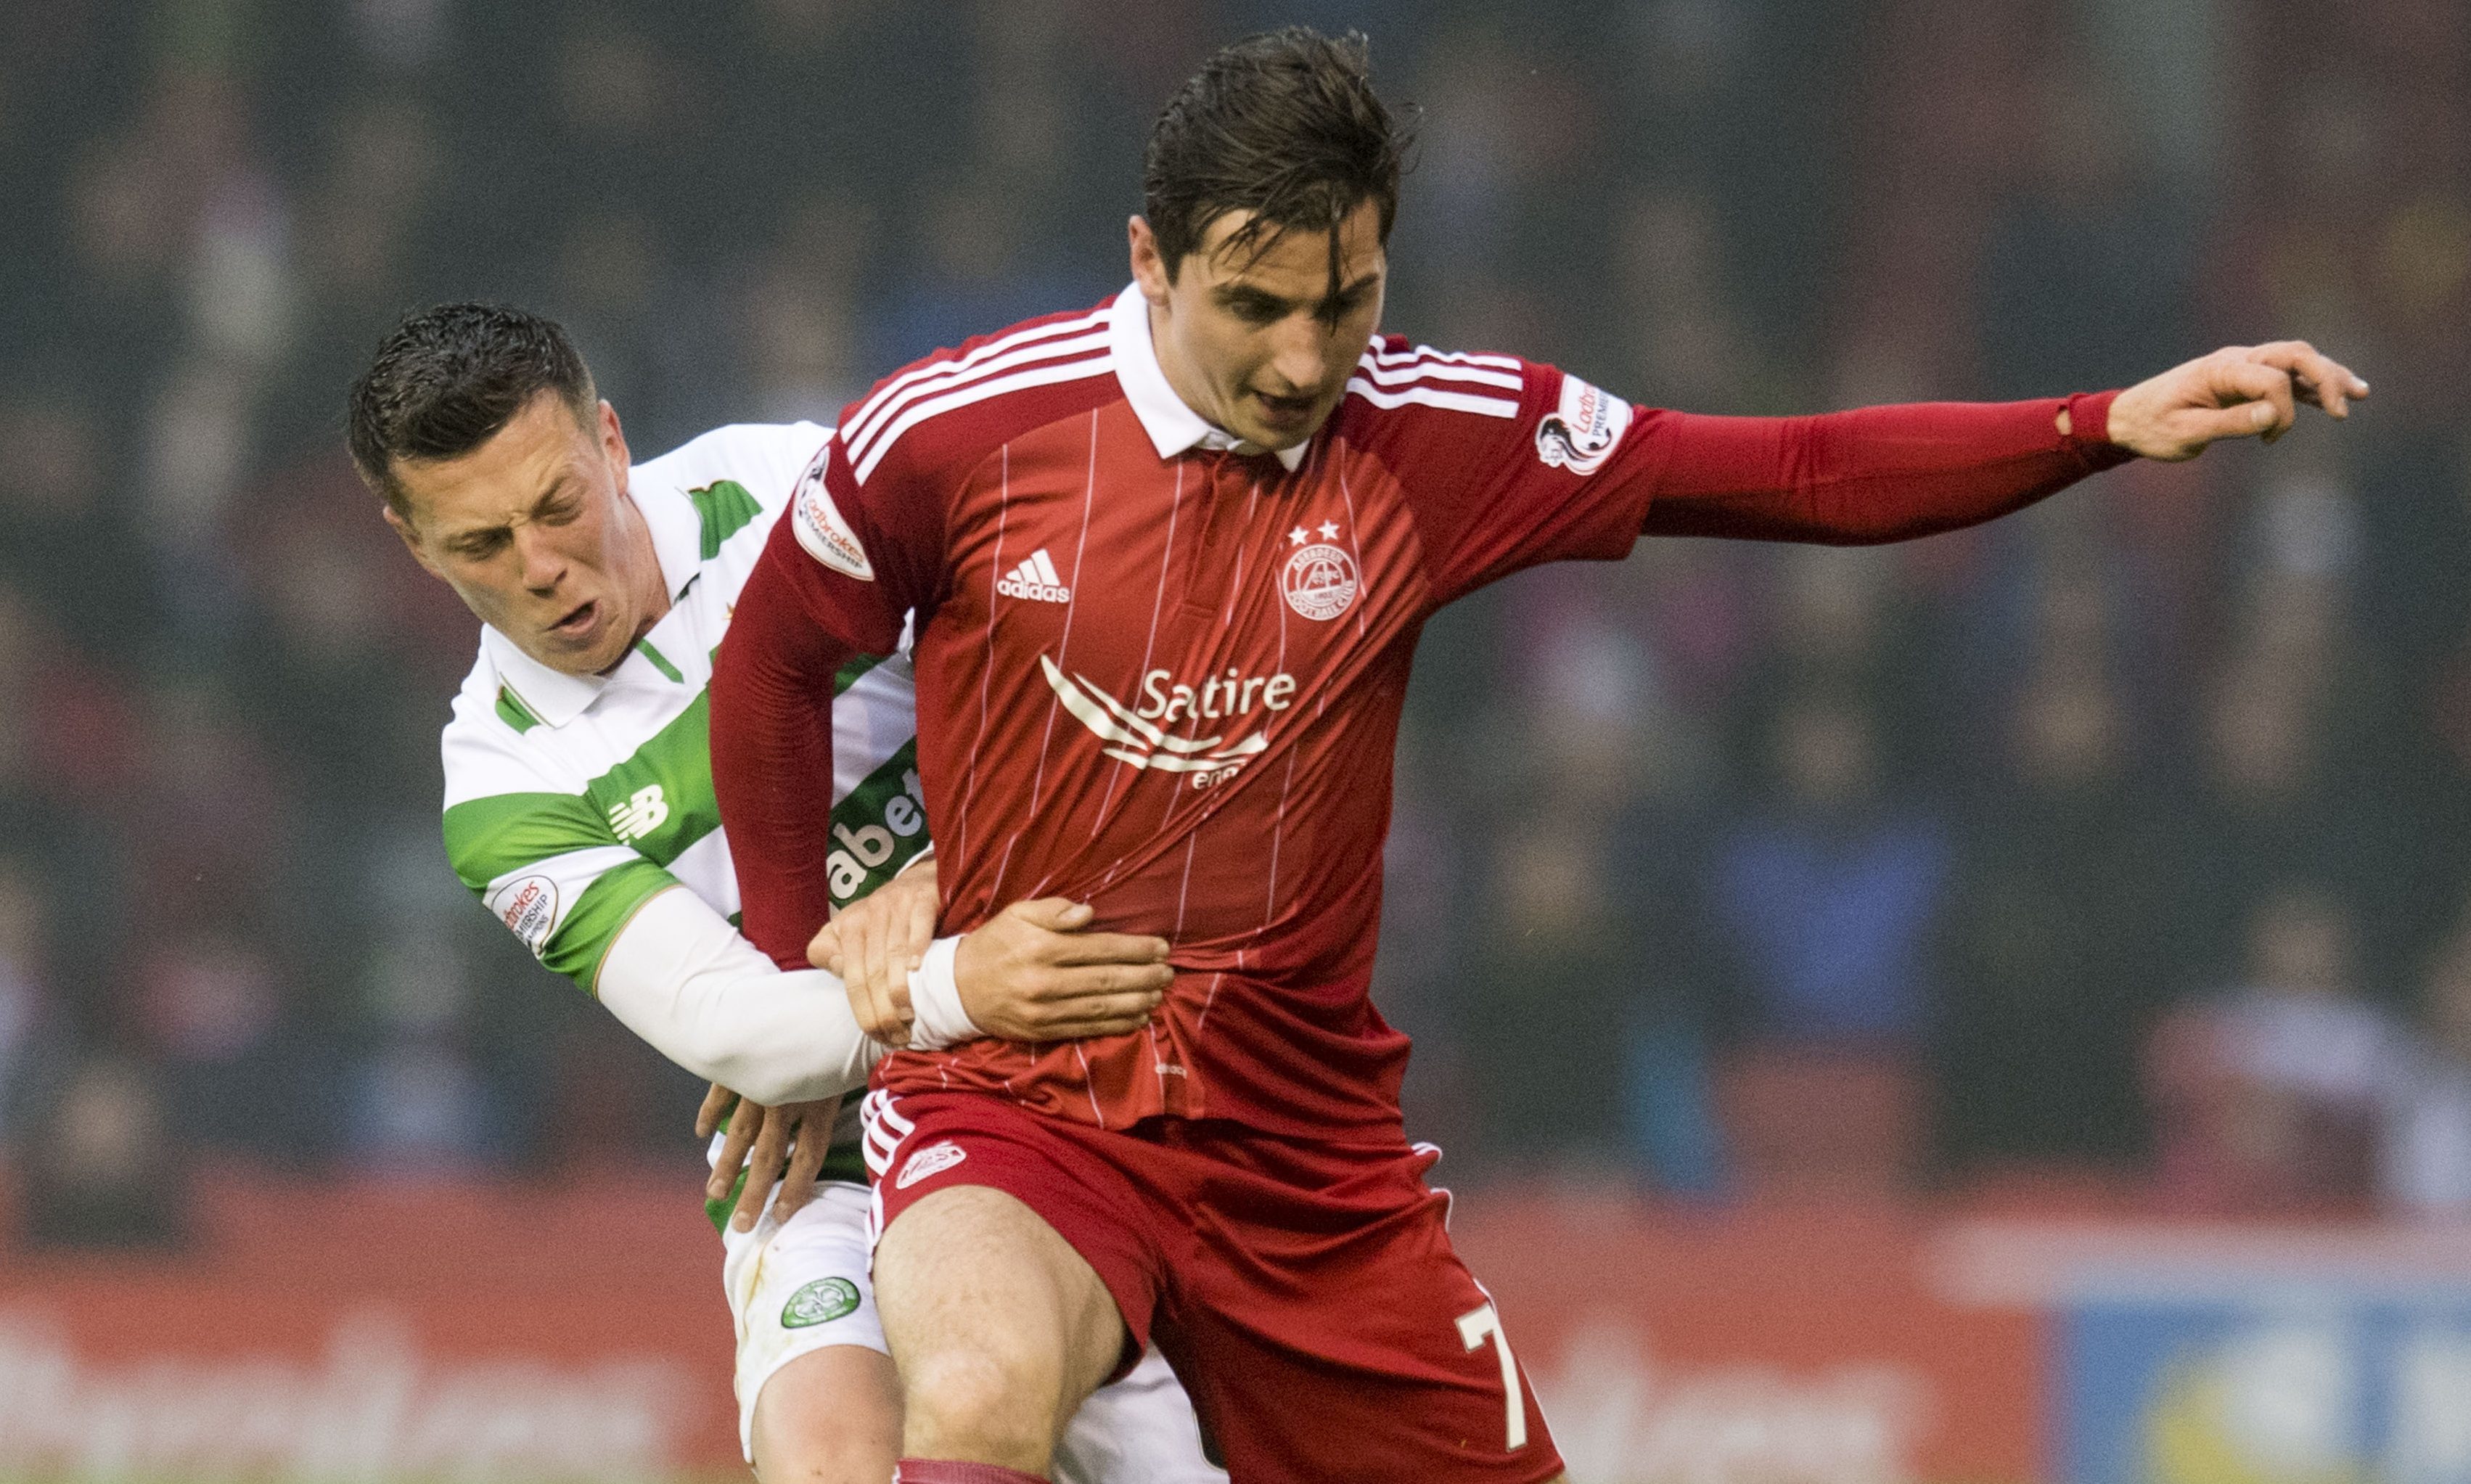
[438,422,933,1167]
[712,286,2131,1140]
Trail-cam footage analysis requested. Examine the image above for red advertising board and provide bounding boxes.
[1451,1193,2042,1484]
[0,1173,742,1480]
[0,1173,2056,1482]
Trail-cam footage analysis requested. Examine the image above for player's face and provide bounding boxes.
[384,392,658,676]
[1133,199,1386,453]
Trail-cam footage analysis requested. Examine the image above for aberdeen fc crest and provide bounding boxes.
[1282,543,1359,621]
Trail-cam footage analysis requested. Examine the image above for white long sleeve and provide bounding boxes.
[593,885,882,1106]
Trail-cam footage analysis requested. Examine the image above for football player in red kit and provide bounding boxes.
[710,28,2366,1484]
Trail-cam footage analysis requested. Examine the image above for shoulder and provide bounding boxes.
[835,301,1121,491]
[438,664,615,901]
[1339,335,1537,443]
[1335,336,1639,483]
[440,651,577,810]
[633,421,832,515]
[1346,335,1533,424]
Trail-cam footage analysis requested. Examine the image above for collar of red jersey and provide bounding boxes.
[478,481,702,728]
[1107,282,1309,472]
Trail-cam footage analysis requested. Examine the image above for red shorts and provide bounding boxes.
[861,1091,1562,1484]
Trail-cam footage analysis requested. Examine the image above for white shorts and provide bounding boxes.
[721,1175,886,1461]
[717,1163,1225,1481]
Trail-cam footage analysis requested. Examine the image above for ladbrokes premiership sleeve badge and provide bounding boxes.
[789,445,875,581]
[1534,374,1633,477]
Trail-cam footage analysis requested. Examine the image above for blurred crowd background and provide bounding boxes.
[1,0,2466,1249]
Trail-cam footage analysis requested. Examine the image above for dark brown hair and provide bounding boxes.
[346,302,597,514]
[1142,27,1414,290]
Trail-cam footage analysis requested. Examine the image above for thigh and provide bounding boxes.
[865,1094,1151,1465]
[874,1185,1126,1466]
[873,1182,1125,1389]
[1160,1142,1565,1484]
[1053,1346,1228,1484]
[721,1181,889,1463]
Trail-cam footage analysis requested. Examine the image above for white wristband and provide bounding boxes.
[906,935,980,1051]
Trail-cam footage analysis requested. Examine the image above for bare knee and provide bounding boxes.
[750,1345,901,1484]
[901,1342,1073,1469]
[875,1186,1126,1471]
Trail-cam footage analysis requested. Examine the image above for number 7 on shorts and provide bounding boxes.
[1455,1301,1528,1450]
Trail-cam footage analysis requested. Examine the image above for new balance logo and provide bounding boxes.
[996,549,1071,604]
[608,784,669,843]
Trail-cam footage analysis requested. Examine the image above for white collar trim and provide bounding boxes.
[482,623,602,727]
[1107,282,1308,472]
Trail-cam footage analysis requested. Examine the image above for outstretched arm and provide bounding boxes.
[1637,342,2366,546]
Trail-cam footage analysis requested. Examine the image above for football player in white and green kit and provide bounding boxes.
[348,303,1224,1484]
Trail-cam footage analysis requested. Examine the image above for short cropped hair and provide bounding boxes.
[1142,27,1414,288]
[346,303,597,515]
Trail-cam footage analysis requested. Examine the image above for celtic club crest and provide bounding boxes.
[1282,543,1359,621]
[780,1276,861,1329]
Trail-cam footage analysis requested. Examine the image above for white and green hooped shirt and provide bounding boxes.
[438,422,928,1188]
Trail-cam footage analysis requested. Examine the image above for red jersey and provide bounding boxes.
[713,285,2130,1139]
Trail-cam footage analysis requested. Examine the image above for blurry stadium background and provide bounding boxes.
[1,0,2468,1479]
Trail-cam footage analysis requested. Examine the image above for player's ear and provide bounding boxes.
[382,503,446,580]
[597,399,629,485]
[1129,216,1172,306]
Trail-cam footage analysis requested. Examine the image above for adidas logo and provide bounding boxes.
[995,549,1071,604]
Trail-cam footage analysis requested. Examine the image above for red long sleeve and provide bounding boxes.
[709,533,858,971]
[1637,390,2131,544]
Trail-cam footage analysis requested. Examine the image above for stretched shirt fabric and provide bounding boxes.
[712,284,2131,1140]
[438,422,932,1164]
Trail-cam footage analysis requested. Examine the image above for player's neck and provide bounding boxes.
[600,491,671,676]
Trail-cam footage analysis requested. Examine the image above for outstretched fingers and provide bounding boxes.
[2245,340,2368,417]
